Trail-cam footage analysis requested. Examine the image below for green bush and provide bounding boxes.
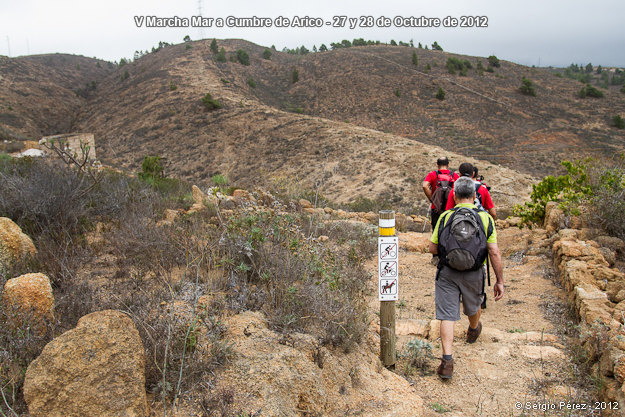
[212,174,228,186]
[579,84,604,98]
[202,93,222,110]
[235,49,250,65]
[262,48,272,60]
[488,55,500,68]
[247,78,256,88]
[169,80,177,91]
[412,51,418,66]
[210,39,218,54]
[621,85,625,94]
[120,70,129,81]
[216,47,226,62]
[435,87,445,100]
[432,41,443,51]
[291,67,299,83]
[519,77,536,96]
[613,115,625,129]
[394,88,401,97]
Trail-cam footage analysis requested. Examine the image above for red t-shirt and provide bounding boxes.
[424,169,460,209]
[445,181,494,211]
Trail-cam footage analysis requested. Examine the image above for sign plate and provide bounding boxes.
[378,236,398,301]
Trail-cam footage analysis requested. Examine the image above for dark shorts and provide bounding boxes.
[431,210,442,232]
[435,266,484,321]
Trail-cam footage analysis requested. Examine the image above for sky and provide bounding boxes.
[1,0,624,68]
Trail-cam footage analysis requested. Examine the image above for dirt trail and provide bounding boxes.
[369,226,599,416]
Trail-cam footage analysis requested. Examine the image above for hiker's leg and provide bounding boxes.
[440,320,455,355]
[468,307,481,329]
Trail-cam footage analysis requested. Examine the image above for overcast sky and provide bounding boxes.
[1,0,624,67]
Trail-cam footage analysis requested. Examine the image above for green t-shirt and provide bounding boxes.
[430,203,497,244]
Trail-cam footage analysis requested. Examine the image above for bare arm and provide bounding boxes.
[422,181,433,201]
[487,242,504,301]
[487,207,497,220]
[429,242,438,255]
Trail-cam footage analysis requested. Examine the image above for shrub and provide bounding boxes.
[621,85,625,93]
[291,67,299,83]
[169,80,177,91]
[446,57,468,75]
[488,55,500,68]
[212,174,228,186]
[403,338,434,375]
[210,39,218,54]
[613,115,625,129]
[435,87,445,100]
[579,84,604,98]
[394,88,400,97]
[202,93,222,110]
[120,70,129,81]
[431,41,443,51]
[262,48,272,60]
[246,78,256,88]
[216,47,226,62]
[519,77,536,96]
[411,51,418,66]
[235,49,250,66]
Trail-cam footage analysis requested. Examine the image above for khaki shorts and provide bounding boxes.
[435,266,484,321]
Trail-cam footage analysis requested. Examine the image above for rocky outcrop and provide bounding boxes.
[2,273,54,333]
[552,230,625,413]
[0,217,37,269]
[23,310,148,417]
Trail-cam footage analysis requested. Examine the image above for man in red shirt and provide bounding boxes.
[445,162,497,219]
[422,157,460,231]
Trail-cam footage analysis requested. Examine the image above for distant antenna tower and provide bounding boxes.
[197,0,205,40]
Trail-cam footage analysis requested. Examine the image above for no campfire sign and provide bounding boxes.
[378,236,398,301]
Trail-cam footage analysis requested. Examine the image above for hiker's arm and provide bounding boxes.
[422,181,433,201]
[429,242,438,255]
[487,242,504,301]
[487,207,497,220]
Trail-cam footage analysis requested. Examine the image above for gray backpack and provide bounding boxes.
[437,207,492,271]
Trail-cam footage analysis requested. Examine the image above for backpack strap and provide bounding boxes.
[436,208,458,251]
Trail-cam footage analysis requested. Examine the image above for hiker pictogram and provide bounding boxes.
[380,279,397,295]
[380,261,397,278]
[380,243,397,260]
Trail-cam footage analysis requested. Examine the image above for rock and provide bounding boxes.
[614,290,625,304]
[396,319,429,338]
[233,189,250,200]
[0,217,37,269]
[578,228,602,241]
[518,345,564,360]
[509,331,559,343]
[614,355,625,383]
[191,185,206,205]
[506,216,523,227]
[544,202,565,233]
[495,219,509,229]
[324,207,333,214]
[302,207,315,214]
[558,229,579,240]
[596,236,625,254]
[2,273,54,333]
[399,232,430,253]
[298,199,313,209]
[599,247,617,266]
[23,310,148,417]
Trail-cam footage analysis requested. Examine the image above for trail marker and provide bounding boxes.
[379,210,397,368]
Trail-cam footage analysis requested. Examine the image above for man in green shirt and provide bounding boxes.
[428,176,505,379]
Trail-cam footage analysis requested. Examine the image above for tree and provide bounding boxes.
[412,51,418,66]
[319,44,328,52]
[432,41,443,51]
[436,87,445,100]
[410,39,414,47]
[217,47,226,62]
[612,115,625,129]
[579,84,604,98]
[236,49,250,65]
[488,55,500,68]
[262,48,272,60]
[390,39,397,46]
[210,39,218,54]
[418,42,423,48]
[312,45,317,53]
[183,35,191,42]
[585,63,593,73]
[519,77,536,96]
[202,93,222,110]
[596,65,603,74]
[291,67,299,83]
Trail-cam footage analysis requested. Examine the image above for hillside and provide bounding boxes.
[2,39,624,210]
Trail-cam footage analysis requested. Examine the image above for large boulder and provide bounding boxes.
[0,217,37,269]
[23,310,148,417]
[544,202,566,233]
[2,273,54,333]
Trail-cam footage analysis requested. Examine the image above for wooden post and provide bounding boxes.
[379,210,396,368]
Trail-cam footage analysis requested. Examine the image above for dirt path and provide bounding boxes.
[369,226,600,416]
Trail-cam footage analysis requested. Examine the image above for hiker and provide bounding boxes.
[429,176,504,379]
[445,162,496,219]
[422,157,459,231]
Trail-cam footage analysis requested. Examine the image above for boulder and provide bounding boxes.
[232,189,250,200]
[0,217,37,269]
[2,273,54,333]
[506,216,523,227]
[595,236,625,254]
[544,202,565,233]
[298,199,313,209]
[23,310,148,417]
[399,232,431,253]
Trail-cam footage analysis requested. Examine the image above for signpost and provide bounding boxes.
[379,210,397,368]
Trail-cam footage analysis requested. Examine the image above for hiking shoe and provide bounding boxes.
[466,321,482,343]
[437,357,454,379]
